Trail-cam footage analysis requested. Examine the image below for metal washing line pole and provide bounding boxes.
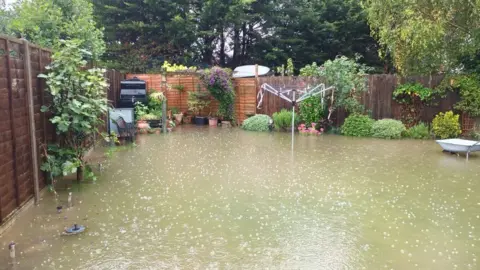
[257,82,335,151]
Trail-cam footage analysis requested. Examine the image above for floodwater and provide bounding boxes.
[1,127,479,269]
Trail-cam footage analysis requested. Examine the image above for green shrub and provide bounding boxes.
[371,119,406,139]
[432,111,461,139]
[272,109,299,131]
[404,122,430,139]
[341,114,375,137]
[299,96,324,126]
[242,114,272,132]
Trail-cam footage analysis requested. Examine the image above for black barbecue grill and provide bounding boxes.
[118,77,147,108]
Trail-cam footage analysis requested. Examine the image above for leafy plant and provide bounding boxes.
[341,114,375,137]
[39,40,107,182]
[404,122,431,139]
[286,58,294,76]
[171,84,185,92]
[393,83,445,127]
[187,91,211,115]
[148,91,166,110]
[242,114,272,132]
[141,113,161,121]
[10,0,105,59]
[371,119,406,139]
[134,102,149,120]
[200,67,235,120]
[318,56,371,114]
[161,61,196,72]
[171,107,180,115]
[272,109,299,131]
[299,62,321,77]
[432,111,461,139]
[451,75,480,117]
[299,96,324,127]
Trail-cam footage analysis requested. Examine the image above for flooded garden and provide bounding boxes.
[0,127,479,269]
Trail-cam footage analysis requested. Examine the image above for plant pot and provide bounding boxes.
[184,115,192,124]
[174,113,183,124]
[137,120,149,129]
[194,116,208,125]
[209,118,218,126]
[146,119,161,128]
[221,121,232,127]
[155,129,161,134]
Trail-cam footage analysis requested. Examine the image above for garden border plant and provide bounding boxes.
[39,39,108,182]
[200,67,235,122]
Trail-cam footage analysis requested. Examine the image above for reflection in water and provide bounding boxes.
[0,127,479,269]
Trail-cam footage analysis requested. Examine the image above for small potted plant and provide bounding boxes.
[209,113,218,126]
[171,107,183,124]
[187,91,211,125]
[134,102,149,129]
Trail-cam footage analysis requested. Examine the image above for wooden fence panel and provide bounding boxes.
[0,36,53,224]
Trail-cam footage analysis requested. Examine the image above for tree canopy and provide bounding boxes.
[362,0,480,75]
[92,0,383,72]
[8,0,105,59]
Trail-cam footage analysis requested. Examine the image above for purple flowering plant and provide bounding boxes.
[200,67,235,120]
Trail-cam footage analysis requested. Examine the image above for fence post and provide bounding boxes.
[5,39,20,207]
[23,39,40,205]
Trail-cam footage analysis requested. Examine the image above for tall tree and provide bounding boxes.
[9,0,105,59]
[362,0,480,75]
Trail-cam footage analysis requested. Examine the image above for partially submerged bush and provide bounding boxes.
[341,114,375,137]
[432,111,461,139]
[242,114,272,132]
[299,96,324,126]
[272,109,299,131]
[372,119,406,139]
[404,122,430,139]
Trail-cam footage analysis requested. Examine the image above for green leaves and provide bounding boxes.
[363,0,480,75]
[10,0,105,59]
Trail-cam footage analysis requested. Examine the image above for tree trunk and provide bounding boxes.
[202,36,215,65]
[219,28,226,66]
[241,23,247,64]
[77,165,84,183]
[232,26,240,66]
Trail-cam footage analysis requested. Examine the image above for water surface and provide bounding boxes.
[1,127,479,269]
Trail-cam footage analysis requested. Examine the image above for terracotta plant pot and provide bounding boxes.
[209,118,218,126]
[174,113,183,124]
[137,120,149,129]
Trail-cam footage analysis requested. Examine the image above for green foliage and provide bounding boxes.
[371,119,406,139]
[451,75,480,117]
[299,62,321,77]
[10,0,105,59]
[187,91,211,115]
[393,83,441,104]
[148,91,166,111]
[134,102,149,120]
[341,114,375,137]
[319,56,371,114]
[200,67,235,120]
[93,0,382,72]
[299,96,324,126]
[393,83,445,126]
[171,107,180,115]
[404,122,430,139]
[162,61,196,72]
[272,109,299,131]
[39,40,107,181]
[242,114,272,132]
[363,0,480,75]
[432,111,461,139]
[286,58,294,76]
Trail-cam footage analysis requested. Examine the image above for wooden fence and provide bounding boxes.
[0,36,119,225]
[125,74,257,124]
[256,74,458,125]
[0,35,52,224]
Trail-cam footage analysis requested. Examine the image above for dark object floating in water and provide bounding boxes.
[63,224,85,235]
[56,206,63,213]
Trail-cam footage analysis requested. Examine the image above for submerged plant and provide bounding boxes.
[341,114,375,137]
[371,119,406,139]
[432,111,461,139]
[242,114,272,132]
